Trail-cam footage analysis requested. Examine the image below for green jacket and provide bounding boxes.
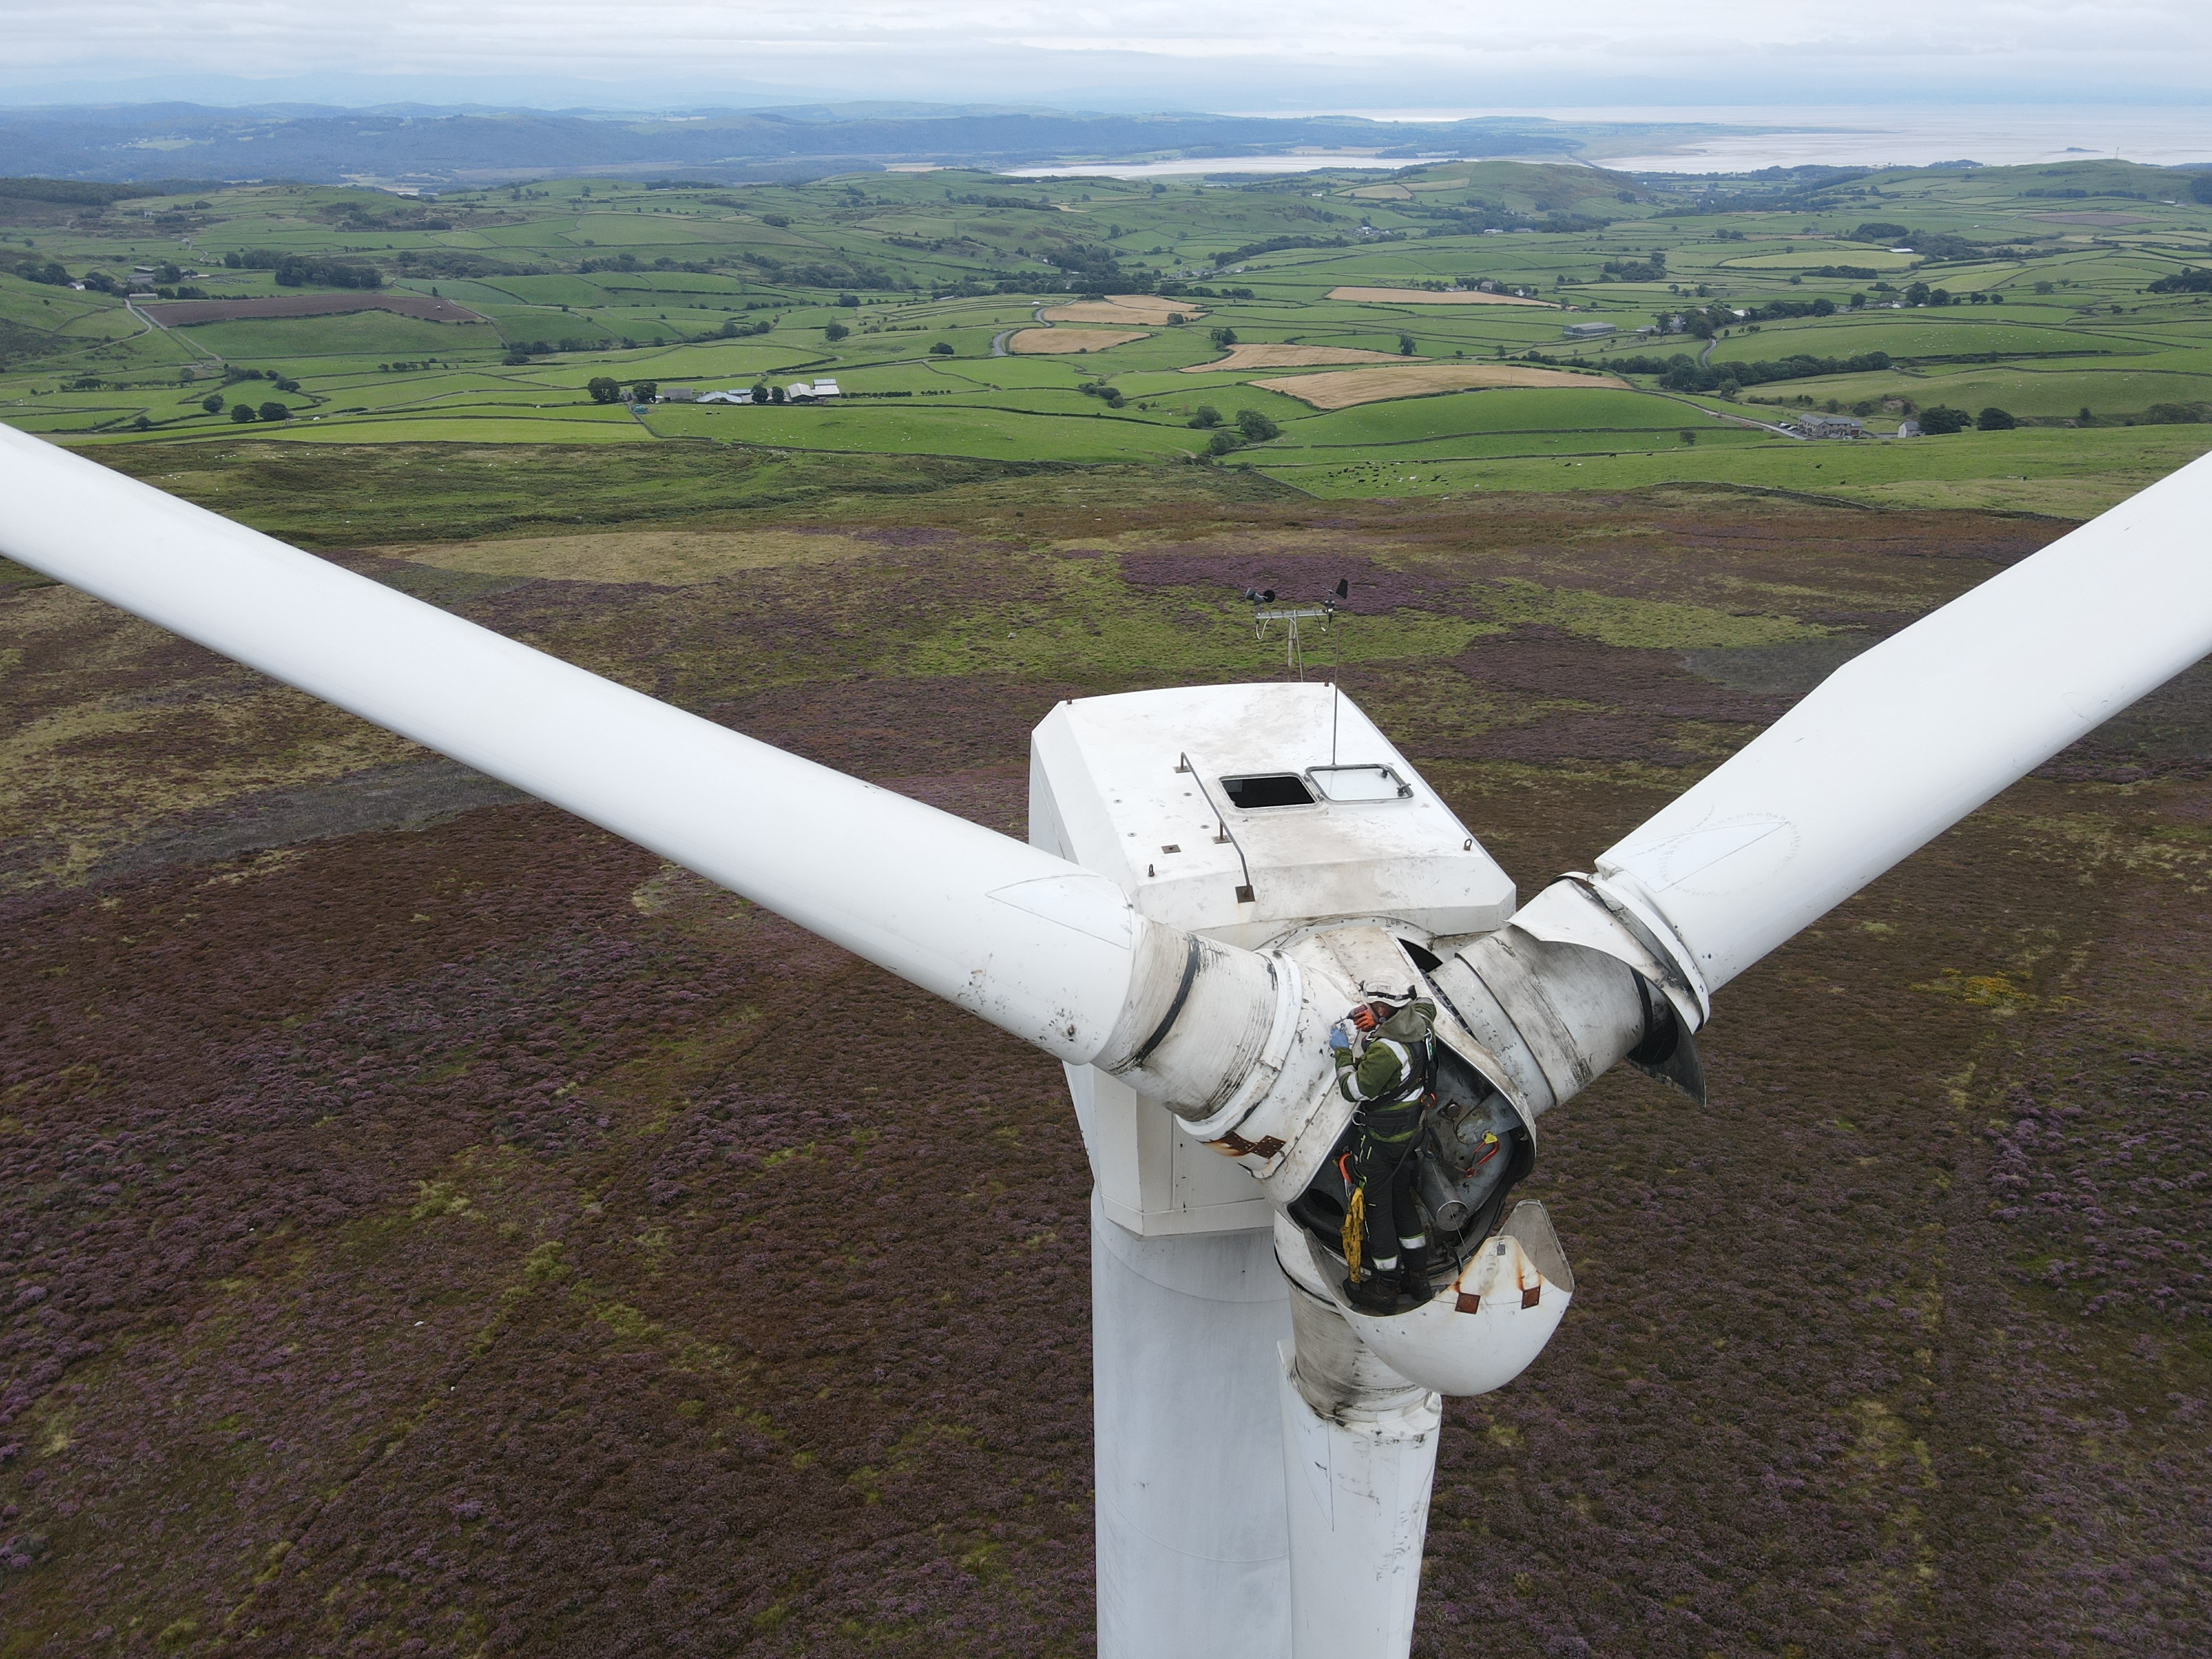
[1335,999,1438,1144]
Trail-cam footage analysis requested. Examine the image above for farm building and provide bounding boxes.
[696,389,753,404]
[660,386,697,402]
[1561,322,1616,340]
[785,379,843,400]
[1797,413,1865,439]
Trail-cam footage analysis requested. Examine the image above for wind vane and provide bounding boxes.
[1244,577,1350,680]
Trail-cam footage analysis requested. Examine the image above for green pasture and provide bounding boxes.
[644,399,1207,463]
[1781,363,2212,420]
[1257,424,2212,516]
[176,312,504,362]
[6,157,2212,519]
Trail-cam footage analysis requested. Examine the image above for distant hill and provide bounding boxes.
[0,101,1739,186]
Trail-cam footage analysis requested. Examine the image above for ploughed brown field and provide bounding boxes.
[142,293,489,326]
[1254,363,1629,409]
[1184,342,1415,373]
[3,452,2207,1657]
[1007,327,1148,354]
[1040,296,1205,326]
[1328,286,1557,308]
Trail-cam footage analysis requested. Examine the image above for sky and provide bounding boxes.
[5,0,2212,112]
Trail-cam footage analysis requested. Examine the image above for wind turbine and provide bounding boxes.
[6,422,2211,1657]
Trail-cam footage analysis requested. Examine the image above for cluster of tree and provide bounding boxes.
[585,377,633,404]
[1851,221,1912,243]
[1156,282,1254,299]
[942,191,1057,211]
[2195,176,2212,206]
[2147,268,2212,294]
[1209,233,1349,266]
[1186,405,1280,453]
[1078,380,1125,409]
[739,253,894,289]
[218,400,293,424]
[1910,405,2020,434]
[2144,401,2212,423]
[719,317,775,337]
[321,202,452,231]
[1900,281,2004,307]
[1600,252,1666,283]
[1604,348,1895,393]
[223,250,382,289]
[5,255,70,286]
[1807,264,1883,279]
[393,249,542,278]
[1042,243,1125,285]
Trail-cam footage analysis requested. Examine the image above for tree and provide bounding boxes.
[837,293,860,308]
[824,321,848,341]
[750,383,770,404]
[586,376,621,404]
[1976,406,2017,430]
[201,394,225,414]
[1811,296,1835,316]
[1918,405,1971,434]
[1206,429,1240,456]
[1234,409,1279,442]
[930,341,954,355]
[258,401,289,422]
[1397,332,1415,356]
[1678,429,1697,445]
[1208,327,1236,347]
[632,380,658,402]
[231,405,257,423]
[1187,404,1222,429]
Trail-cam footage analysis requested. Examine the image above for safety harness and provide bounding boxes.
[1338,1024,1437,1280]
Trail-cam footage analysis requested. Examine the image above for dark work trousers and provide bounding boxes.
[1356,1126,1426,1271]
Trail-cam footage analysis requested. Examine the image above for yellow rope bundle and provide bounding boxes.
[1341,1182,1365,1281]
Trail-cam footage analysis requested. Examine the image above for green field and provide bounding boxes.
[8,155,2212,514]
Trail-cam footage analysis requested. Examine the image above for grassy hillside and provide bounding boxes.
[4,157,2210,515]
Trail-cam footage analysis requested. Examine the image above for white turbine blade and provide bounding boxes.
[0,426,1160,1063]
[1597,449,2212,994]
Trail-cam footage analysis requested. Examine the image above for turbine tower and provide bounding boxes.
[6,424,2210,1657]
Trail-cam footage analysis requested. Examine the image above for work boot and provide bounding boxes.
[1343,1272,1400,1315]
[1399,1245,1434,1305]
